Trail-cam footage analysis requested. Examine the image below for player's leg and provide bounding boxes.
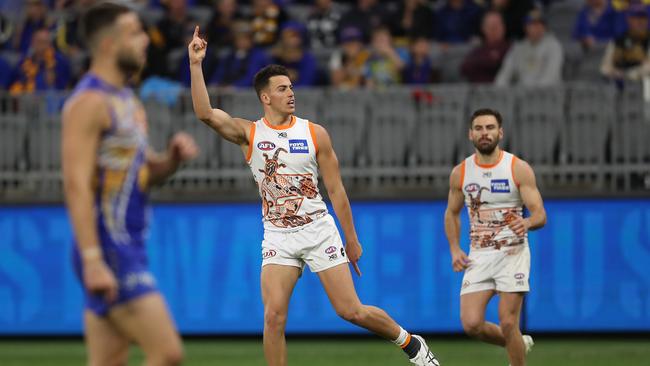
[84,310,130,366]
[498,292,525,366]
[261,264,301,366]
[460,290,505,346]
[317,263,439,365]
[107,293,183,366]
[318,262,399,338]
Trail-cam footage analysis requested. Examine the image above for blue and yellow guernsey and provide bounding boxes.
[71,73,150,245]
[69,73,157,315]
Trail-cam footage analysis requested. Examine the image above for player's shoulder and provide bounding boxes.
[511,154,533,173]
[64,90,106,112]
[63,90,110,127]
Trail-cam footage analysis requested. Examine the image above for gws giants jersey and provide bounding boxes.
[460,151,526,252]
[247,115,328,231]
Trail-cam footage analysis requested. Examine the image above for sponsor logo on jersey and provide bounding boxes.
[514,273,525,280]
[289,139,309,153]
[277,132,288,138]
[325,246,337,255]
[262,249,277,259]
[258,141,276,151]
[464,183,480,193]
[482,171,492,178]
[490,179,510,193]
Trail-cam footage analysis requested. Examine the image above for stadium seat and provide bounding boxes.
[513,86,565,166]
[366,88,416,169]
[320,89,368,169]
[413,84,469,167]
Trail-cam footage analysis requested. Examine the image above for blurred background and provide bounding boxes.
[0,0,649,365]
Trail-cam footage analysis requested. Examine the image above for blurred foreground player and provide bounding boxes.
[62,3,198,365]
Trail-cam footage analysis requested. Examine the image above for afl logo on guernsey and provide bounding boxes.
[289,139,309,153]
[258,141,276,151]
[490,179,510,193]
[464,183,480,193]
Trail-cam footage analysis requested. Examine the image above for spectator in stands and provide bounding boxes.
[339,0,389,43]
[307,0,342,50]
[601,5,650,82]
[402,36,437,84]
[54,0,95,57]
[434,0,483,44]
[329,26,370,89]
[389,0,436,41]
[271,21,318,87]
[13,0,51,54]
[363,26,407,88]
[147,0,195,77]
[489,0,535,40]
[206,0,244,50]
[461,10,510,83]
[250,0,288,47]
[0,11,13,49]
[210,22,270,88]
[8,28,71,94]
[573,0,625,50]
[495,9,563,86]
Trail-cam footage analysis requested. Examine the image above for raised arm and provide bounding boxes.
[510,159,547,235]
[445,163,471,272]
[62,92,117,302]
[188,26,251,146]
[313,123,362,276]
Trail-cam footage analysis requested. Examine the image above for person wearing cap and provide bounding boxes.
[329,26,370,89]
[601,4,650,82]
[495,9,563,87]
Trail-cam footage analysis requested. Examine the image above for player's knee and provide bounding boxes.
[461,316,483,337]
[336,306,368,325]
[499,317,518,335]
[264,307,288,331]
[161,346,184,366]
[147,342,183,366]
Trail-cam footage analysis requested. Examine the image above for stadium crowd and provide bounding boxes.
[0,0,649,97]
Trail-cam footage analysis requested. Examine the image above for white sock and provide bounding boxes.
[392,326,409,347]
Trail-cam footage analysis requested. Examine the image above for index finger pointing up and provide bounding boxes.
[193,25,200,39]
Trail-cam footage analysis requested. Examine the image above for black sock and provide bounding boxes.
[402,335,421,359]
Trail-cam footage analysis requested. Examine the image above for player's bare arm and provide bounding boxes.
[188,25,251,148]
[62,92,117,302]
[510,159,547,236]
[313,123,363,276]
[445,163,470,272]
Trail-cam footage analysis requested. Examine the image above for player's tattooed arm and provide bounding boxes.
[446,164,470,272]
[513,159,547,234]
[313,123,362,276]
[188,25,251,147]
[62,92,118,302]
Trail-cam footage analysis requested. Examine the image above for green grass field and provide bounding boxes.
[0,337,647,365]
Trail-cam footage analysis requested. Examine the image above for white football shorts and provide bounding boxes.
[261,214,349,273]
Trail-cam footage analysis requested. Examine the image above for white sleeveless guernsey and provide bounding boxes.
[460,151,526,252]
[247,115,328,231]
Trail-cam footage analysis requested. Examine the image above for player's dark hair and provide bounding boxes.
[253,64,290,99]
[79,2,132,48]
[470,108,503,127]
